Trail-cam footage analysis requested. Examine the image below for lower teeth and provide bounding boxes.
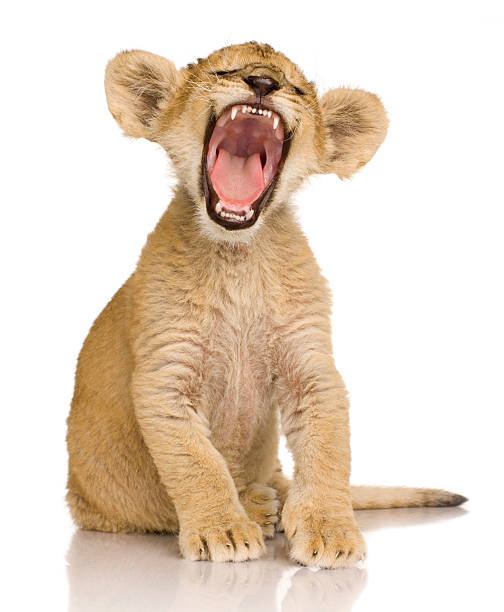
[216,206,254,221]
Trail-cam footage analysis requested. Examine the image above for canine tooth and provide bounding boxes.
[231,107,238,120]
[273,116,279,130]
[245,209,254,220]
[216,201,223,213]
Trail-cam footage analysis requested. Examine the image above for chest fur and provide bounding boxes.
[198,275,277,449]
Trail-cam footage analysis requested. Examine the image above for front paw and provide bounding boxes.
[239,483,279,538]
[282,496,366,569]
[179,514,265,563]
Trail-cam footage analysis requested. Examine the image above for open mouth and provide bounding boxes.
[202,103,290,230]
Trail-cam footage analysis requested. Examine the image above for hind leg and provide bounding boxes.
[65,448,180,536]
[66,489,142,534]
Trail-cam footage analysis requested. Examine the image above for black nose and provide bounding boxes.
[244,75,279,99]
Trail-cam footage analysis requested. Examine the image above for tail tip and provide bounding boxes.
[448,493,468,507]
[436,492,468,507]
[424,490,468,507]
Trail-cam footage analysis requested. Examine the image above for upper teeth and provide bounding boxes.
[227,104,280,130]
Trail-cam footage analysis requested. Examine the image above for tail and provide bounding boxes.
[351,485,468,510]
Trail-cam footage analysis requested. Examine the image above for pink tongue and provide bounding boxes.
[210,149,264,207]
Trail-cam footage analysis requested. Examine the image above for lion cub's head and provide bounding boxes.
[105,42,387,242]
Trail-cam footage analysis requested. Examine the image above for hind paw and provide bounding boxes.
[240,483,280,538]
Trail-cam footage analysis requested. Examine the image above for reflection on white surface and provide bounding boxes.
[67,507,466,612]
[355,505,467,531]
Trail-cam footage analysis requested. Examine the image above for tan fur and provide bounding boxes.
[67,42,466,568]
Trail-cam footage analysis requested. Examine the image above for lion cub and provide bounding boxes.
[66,42,466,568]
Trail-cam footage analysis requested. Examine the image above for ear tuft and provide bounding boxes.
[105,50,181,140]
[320,88,388,179]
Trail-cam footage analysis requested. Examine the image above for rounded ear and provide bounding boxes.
[319,88,388,179]
[105,50,182,140]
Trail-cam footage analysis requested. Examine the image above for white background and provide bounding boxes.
[2,1,503,610]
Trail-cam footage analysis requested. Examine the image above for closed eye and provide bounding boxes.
[214,69,241,77]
